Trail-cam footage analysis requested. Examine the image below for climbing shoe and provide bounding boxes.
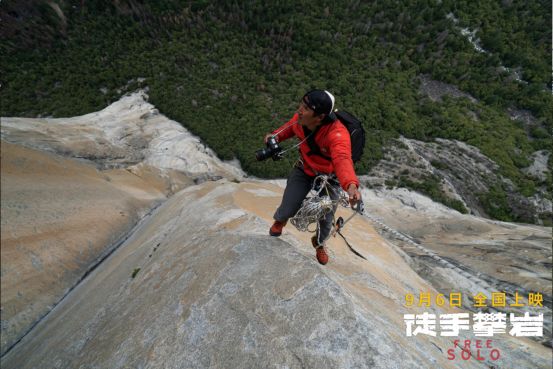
[269,220,287,237]
[311,235,329,265]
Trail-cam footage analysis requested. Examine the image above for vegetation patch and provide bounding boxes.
[131,268,141,279]
[1,0,550,221]
[397,174,469,214]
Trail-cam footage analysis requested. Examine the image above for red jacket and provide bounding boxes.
[272,113,360,191]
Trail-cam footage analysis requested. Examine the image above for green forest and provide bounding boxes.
[1,0,551,222]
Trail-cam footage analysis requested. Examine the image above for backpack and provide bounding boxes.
[306,110,366,162]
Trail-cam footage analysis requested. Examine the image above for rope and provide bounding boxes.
[362,212,494,292]
[278,131,312,157]
[289,175,349,232]
[336,230,367,260]
[290,195,335,232]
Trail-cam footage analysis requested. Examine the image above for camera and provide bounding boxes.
[255,136,283,161]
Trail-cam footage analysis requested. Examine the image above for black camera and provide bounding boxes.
[255,136,283,161]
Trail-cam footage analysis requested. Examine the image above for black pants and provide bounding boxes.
[274,166,340,246]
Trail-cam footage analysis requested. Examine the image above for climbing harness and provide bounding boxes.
[289,175,348,232]
[289,174,367,260]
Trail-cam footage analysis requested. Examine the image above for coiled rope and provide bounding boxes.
[290,175,349,232]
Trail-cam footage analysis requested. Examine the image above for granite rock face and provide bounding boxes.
[0,90,245,180]
[0,141,192,355]
[365,136,551,224]
[360,186,552,347]
[0,91,243,356]
[1,180,550,369]
[1,92,550,368]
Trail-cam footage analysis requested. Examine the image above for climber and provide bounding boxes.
[264,89,362,265]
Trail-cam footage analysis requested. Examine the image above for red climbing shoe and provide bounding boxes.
[269,220,287,237]
[311,235,329,265]
[316,247,329,265]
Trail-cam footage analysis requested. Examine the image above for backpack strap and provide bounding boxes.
[303,125,332,161]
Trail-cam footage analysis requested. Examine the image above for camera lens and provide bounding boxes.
[255,136,282,161]
[255,148,270,161]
